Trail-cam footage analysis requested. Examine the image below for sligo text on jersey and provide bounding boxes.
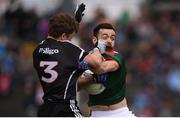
[39,48,59,55]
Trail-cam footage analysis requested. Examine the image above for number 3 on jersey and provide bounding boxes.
[40,61,58,83]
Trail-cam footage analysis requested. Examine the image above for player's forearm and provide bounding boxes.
[92,60,119,74]
[90,63,107,74]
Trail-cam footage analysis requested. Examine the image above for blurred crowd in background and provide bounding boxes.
[0,0,179,117]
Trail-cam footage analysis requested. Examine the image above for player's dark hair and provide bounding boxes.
[48,12,79,38]
[93,23,115,37]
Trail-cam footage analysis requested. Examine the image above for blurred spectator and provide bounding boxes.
[0,72,12,96]
[167,65,180,93]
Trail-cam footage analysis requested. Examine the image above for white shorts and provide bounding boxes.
[91,107,136,117]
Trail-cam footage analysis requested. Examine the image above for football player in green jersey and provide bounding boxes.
[78,23,136,117]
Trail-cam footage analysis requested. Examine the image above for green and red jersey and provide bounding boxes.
[88,47,127,106]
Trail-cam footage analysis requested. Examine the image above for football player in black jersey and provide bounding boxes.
[33,4,107,117]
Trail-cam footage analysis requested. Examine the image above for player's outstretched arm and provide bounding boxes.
[75,3,86,23]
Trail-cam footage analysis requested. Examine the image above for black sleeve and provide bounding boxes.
[79,51,88,61]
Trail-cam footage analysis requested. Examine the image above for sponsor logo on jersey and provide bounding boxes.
[39,48,59,55]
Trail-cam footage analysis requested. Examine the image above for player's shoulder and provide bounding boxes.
[62,40,84,51]
[114,50,119,54]
[33,39,50,55]
[112,50,126,64]
[113,50,122,57]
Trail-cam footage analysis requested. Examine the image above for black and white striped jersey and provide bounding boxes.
[33,38,88,101]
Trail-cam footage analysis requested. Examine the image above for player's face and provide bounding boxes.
[97,29,116,48]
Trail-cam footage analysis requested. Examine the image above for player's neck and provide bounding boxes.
[47,35,71,41]
[47,35,56,40]
[47,35,61,41]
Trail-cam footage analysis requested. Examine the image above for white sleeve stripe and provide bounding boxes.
[79,50,84,60]
[64,70,76,99]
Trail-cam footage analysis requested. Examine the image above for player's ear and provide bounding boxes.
[62,33,69,40]
[92,36,98,45]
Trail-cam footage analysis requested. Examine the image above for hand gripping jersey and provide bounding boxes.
[33,38,88,101]
[88,48,127,106]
